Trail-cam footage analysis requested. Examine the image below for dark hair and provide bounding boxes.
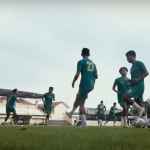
[49,87,54,90]
[119,67,128,73]
[12,88,18,93]
[81,48,90,57]
[100,100,103,103]
[126,50,136,57]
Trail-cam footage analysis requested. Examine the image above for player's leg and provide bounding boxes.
[122,103,128,127]
[134,97,145,117]
[132,101,144,117]
[99,114,104,127]
[44,104,51,124]
[5,106,11,122]
[132,86,145,116]
[79,89,91,127]
[45,113,50,124]
[97,118,100,127]
[5,112,10,122]
[97,116,102,127]
[119,96,127,127]
[104,114,110,125]
[68,87,86,118]
[79,102,87,127]
[99,119,103,128]
[113,114,118,127]
[125,97,144,117]
[113,117,116,127]
[12,110,17,124]
[45,107,51,124]
[66,92,81,119]
[124,88,144,117]
[69,94,80,117]
[121,107,126,127]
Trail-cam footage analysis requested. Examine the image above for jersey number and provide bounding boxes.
[87,62,94,72]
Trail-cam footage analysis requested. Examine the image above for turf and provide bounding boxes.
[0,126,150,150]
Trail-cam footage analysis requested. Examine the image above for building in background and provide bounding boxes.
[0,96,70,125]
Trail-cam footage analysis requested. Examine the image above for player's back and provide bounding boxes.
[78,58,97,89]
[98,104,105,114]
[7,95,16,107]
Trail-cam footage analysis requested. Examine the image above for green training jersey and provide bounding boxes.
[77,58,98,91]
[114,77,131,106]
[43,93,55,105]
[97,104,106,115]
[7,95,17,108]
[109,106,118,116]
[114,77,131,95]
[131,60,148,84]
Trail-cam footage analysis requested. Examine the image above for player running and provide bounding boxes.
[67,48,98,127]
[97,100,106,127]
[4,89,18,124]
[42,87,55,124]
[124,50,149,117]
[112,67,130,127]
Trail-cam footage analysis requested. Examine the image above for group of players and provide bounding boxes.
[3,87,55,124]
[68,49,149,128]
[2,48,149,127]
[97,101,119,127]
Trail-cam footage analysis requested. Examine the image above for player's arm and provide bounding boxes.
[132,62,149,84]
[53,94,55,101]
[112,80,118,93]
[137,72,149,82]
[72,61,81,88]
[94,64,98,79]
[72,72,80,88]
[42,94,45,104]
[139,62,149,81]
[104,106,106,112]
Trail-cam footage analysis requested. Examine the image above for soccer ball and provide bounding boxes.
[134,118,146,128]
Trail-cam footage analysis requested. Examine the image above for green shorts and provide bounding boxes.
[97,114,105,120]
[44,104,52,114]
[117,93,130,108]
[126,83,144,102]
[109,114,117,121]
[74,87,93,107]
[78,87,93,99]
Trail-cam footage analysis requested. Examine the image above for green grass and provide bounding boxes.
[0,126,150,150]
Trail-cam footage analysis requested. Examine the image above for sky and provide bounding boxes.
[0,0,150,109]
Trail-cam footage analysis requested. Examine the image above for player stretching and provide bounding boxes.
[113,67,131,127]
[4,89,18,124]
[97,100,106,127]
[42,87,55,124]
[124,50,149,117]
[67,48,98,127]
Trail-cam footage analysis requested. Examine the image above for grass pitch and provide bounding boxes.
[0,126,150,150]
